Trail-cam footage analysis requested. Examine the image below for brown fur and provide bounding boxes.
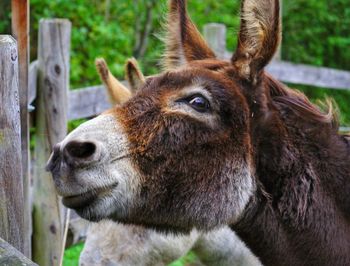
[48,1,350,265]
[163,0,216,69]
[232,0,281,82]
[115,1,349,264]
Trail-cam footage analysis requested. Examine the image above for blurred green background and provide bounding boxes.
[1,0,350,265]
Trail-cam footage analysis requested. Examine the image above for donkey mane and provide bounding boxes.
[265,74,338,129]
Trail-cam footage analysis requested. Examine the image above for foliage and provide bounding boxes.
[282,0,350,126]
[283,0,350,70]
[28,0,241,89]
[0,0,10,34]
[63,243,84,266]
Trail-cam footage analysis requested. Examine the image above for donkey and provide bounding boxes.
[47,0,350,265]
[79,58,261,266]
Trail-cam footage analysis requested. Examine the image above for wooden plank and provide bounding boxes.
[266,61,350,90]
[32,19,71,266]
[68,85,111,120]
[68,81,127,120]
[0,238,37,266]
[11,0,31,258]
[0,35,24,253]
[218,56,350,90]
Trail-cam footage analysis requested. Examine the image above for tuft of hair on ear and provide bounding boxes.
[95,58,109,83]
[162,0,216,70]
[125,58,146,92]
[232,0,281,83]
[95,58,132,105]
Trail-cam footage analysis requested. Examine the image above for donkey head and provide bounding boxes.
[47,0,280,232]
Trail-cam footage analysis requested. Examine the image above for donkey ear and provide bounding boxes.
[232,0,281,83]
[125,58,146,92]
[95,58,132,105]
[163,0,216,69]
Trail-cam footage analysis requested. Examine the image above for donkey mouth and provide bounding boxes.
[62,183,118,209]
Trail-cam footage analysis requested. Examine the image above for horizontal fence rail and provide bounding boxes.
[68,81,127,120]
[266,61,350,91]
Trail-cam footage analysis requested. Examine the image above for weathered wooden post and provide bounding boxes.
[203,23,227,59]
[32,19,71,266]
[11,0,31,258]
[0,35,24,253]
[0,238,37,265]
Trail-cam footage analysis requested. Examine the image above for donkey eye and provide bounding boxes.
[184,95,211,113]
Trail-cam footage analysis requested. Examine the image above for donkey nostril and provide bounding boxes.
[46,143,62,172]
[65,141,97,159]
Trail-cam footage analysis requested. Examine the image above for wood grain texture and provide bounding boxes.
[0,237,37,266]
[11,0,31,257]
[32,19,71,266]
[0,35,24,253]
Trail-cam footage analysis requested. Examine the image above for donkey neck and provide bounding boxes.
[232,103,350,266]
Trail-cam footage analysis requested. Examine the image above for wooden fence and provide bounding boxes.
[0,35,26,260]
[1,15,350,266]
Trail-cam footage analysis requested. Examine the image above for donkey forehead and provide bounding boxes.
[144,64,240,97]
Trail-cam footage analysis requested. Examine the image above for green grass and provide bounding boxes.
[64,243,200,266]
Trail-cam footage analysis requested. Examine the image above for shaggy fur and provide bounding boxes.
[79,59,261,266]
[47,1,350,265]
[80,222,261,266]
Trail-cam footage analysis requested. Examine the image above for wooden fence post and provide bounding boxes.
[32,19,71,266]
[0,238,37,266]
[203,23,227,58]
[11,0,31,258]
[0,35,24,253]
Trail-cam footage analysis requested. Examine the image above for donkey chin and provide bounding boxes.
[46,114,140,222]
